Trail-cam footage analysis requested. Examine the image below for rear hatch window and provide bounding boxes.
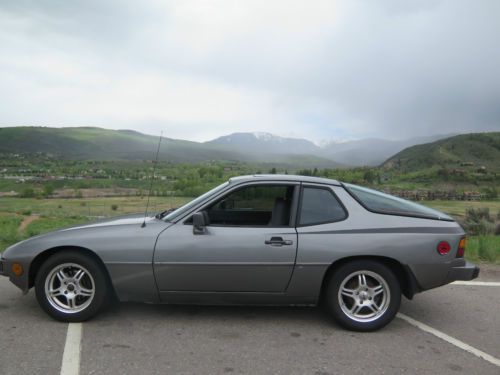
[344,183,453,221]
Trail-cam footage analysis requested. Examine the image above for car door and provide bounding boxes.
[154,182,299,293]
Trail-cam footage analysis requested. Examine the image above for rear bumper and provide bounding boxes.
[446,261,480,282]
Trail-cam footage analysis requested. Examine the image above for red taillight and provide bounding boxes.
[457,237,466,258]
[437,241,451,255]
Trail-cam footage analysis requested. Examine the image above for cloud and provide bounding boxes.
[0,0,499,142]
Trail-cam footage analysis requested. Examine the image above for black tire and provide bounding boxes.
[35,251,109,322]
[325,260,401,331]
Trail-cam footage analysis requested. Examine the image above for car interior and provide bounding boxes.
[201,185,295,227]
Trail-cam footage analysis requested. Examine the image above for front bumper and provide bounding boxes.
[0,257,4,276]
[447,261,480,282]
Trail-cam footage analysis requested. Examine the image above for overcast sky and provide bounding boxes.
[0,0,499,142]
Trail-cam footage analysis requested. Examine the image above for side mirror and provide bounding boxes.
[193,212,207,235]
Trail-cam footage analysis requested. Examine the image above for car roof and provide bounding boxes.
[228,174,341,186]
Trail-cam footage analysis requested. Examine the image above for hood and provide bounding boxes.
[2,212,168,260]
[59,213,156,231]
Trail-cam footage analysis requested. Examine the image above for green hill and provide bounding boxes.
[0,126,339,167]
[382,132,500,172]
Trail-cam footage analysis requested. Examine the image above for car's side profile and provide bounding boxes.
[0,175,479,331]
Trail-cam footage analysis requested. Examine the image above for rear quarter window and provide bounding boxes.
[344,183,453,221]
[299,187,347,226]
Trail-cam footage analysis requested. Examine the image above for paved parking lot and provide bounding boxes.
[1,270,499,375]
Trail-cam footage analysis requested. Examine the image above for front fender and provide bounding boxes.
[1,219,171,300]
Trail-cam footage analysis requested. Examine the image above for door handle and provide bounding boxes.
[265,237,293,246]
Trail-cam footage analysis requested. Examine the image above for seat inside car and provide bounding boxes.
[269,197,291,226]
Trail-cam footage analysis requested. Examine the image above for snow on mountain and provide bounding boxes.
[207,132,457,166]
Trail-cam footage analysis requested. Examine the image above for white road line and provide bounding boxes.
[397,313,500,368]
[452,281,500,286]
[60,323,82,375]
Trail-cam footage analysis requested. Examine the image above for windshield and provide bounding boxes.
[162,181,230,221]
[344,183,453,221]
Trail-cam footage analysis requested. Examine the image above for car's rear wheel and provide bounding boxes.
[35,251,108,322]
[325,260,401,331]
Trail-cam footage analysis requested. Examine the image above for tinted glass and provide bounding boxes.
[344,183,452,220]
[207,185,295,226]
[163,182,229,221]
[299,187,347,226]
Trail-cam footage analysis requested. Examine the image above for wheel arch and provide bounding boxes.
[28,246,116,298]
[319,255,421,302]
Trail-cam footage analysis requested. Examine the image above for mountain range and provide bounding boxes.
[0,126,494,168]
[207,132,455,166]
[0,127,336,167]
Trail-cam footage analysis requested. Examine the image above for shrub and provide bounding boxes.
[465,207,492,222]
[43,184,54,198]
[481,187,497,199]
[111,204,118,211]
[462,208,495,235]
[20,187,36,198]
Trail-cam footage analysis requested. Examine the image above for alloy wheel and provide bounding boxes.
[44,263,95,314]
[337,270,391,322]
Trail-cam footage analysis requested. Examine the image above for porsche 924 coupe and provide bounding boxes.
[0,175,479,331]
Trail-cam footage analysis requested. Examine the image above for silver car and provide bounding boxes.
[0,175,479,331]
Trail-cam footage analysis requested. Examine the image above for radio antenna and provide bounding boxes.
[142,131,163,228]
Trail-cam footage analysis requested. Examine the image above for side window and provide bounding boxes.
[205,184,295,226]
[299,187,347,226]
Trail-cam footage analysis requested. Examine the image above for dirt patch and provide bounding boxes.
[0,191,18,197]
[18,214,40,233]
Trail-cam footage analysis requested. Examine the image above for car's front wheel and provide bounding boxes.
[325,260,401,331]
[35,251,108,322]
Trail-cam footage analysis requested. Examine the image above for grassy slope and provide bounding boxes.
[0,196,189,218]
[0,196,190,252]
[0,126,234,161]
[382,132,500,171]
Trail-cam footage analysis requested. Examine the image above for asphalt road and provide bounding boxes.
[0,270,499,375]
